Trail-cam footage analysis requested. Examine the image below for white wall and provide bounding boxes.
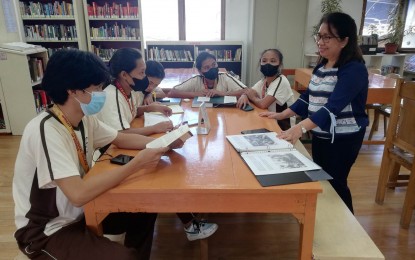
[0,0,21,43]
[303,0,364,56]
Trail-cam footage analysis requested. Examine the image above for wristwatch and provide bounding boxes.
[299,124,307,134]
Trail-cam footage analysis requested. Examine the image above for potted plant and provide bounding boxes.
[383,0,414,54]
[312,0,343,35]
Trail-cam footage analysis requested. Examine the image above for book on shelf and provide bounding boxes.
[146,124,193,149]
[24,24,78,41]
[28,57,45,82]
[33,90,50,113]
[156,97,182,105]
[87,2,139,18]
[191,96,237,108]
[19,1,74,18]
[90,23,140,40]
[226,132,332,187]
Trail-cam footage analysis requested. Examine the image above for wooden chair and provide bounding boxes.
[368,73,401,140]
[375,78,415,229]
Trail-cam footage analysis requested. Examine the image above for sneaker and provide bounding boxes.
[184,219,218,241]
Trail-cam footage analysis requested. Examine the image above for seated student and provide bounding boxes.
[98,48,218,241]
[237,49,294,130]
[141,60,167,105]
[12,49,179,260]
[97,48,173,136]
[168,51,247,98]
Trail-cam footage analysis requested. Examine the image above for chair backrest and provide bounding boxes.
[282,69,296,88]
[385,78,415,154]
[368,68,381,74]
[385,73,401,79]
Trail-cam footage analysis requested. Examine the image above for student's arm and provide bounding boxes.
[119,121,173,136]
[143,87,167,105]
[168,88,205,98]
[155,86,166,98]
[258,108,297,120]
[136,103,172,117]
[167,76,205,98]
[56,147,168,207]
[245,88,276,109]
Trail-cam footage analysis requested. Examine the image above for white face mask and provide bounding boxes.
[75,91,106,115]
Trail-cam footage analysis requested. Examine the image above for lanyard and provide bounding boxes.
[261,80,268,98]
[114,80,134,115]
[48,105,89,175]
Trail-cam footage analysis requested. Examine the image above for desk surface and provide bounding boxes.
[84,103,322,260]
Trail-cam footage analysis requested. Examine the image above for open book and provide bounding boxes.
[226,132,332,187]
[144,112,183,127]
[192,96,237,108]
[146,124,193,148]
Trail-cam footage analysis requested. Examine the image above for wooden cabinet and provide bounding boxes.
[83,0,144,61]
[146,41,243,80]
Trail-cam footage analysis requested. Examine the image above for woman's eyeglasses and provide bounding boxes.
[314,34,339,43]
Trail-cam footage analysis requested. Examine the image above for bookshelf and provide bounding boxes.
[0,47,49,135]
[146,41,243,80]
[16,0,88,55]
[83,0,144,62]
[304,53,408,76]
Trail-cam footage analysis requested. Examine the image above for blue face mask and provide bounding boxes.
[76,91,106,116]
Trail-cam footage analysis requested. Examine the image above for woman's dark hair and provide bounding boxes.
[146,60,165,79]
[41,49,110,105]
[316,12,364,67]
[258,48,284,73]
[109,48,143,78]
[195,51,216,70]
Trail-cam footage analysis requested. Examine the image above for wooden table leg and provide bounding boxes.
[200,239,208,260]
[297,194,318,260]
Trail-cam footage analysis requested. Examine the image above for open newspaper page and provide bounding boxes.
[240,149,321,176]
[146,124,192,148]
[226,132,293,152]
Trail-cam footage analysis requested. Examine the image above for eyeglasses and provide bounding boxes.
[314,34,339,43]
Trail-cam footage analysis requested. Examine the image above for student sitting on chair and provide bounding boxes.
[237,49,294,130]
[97,48,218,241]
[97,48,173,136]
[12,49,180,260]
[140,60,168,105]
[168,51,247,98]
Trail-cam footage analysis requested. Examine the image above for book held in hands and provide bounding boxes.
[226,132,332,186]
[146,124,193,149]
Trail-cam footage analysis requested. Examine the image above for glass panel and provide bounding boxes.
[402,0,415,48]
[362,0,399,47]
[141,0,179,45]
[185,0,221,41]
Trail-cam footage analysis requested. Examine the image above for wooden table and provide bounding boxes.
[294,68,396,145]
[84,103,322,260]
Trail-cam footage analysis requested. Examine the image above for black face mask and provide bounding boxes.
[203,67,219,80]
[130,76,149,93]
[260,64,280,77]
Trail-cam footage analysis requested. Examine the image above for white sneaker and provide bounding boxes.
[184,220,218,241]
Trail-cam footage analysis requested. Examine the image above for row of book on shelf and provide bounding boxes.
[87,2,139,18]
[90,24,140,40]
[24,24,78,41]
[91,45,117,61]
[19,1,74,17]
[28,57,45,83]
[195,47,242,61]
[33,90,52,113]
[147,47,193,62]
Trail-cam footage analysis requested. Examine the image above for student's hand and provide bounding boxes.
[278,125,303,144]
[149,104,172,116]
[154,121,174,133]
[245,89,258,99]
[168,139,184,150]
[132,147,169,170]
[202,89,224,97]
[236,94,249,109]
[258,111,282,119]
[143,95,155,105]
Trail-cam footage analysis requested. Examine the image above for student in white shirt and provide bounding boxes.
[237,49,294,130]
[98,48,218,241]
[12,49,178,260]
[168,51,247,98]
[97,48,173,136]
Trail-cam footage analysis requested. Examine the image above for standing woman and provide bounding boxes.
[260,12,368,213]
[237,49,294,130]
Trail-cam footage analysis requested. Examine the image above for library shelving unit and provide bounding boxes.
[304,53,408,76]
[83,0,144,62]
[0,47,49,135]
[146,41,244,80]
[16,0,88,55]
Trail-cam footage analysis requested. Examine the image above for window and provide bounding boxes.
[141,0,224,45]
[402,0,415,48]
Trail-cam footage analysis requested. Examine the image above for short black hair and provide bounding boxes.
[258,48,284,73]
[109,48,143,78]
[146,60,165,79]
[41,49,110,105]
[195,51,216,70]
